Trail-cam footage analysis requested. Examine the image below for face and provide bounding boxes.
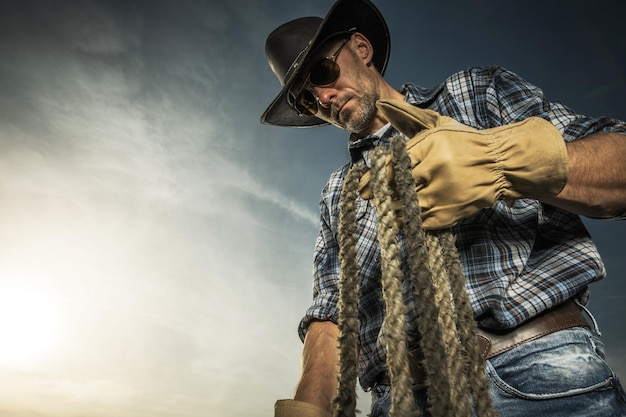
[291,34,381,135]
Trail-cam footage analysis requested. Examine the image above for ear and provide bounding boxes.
[376,99,441,137]
[352,33,374,66]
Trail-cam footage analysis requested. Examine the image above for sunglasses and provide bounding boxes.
[289,37,351,117]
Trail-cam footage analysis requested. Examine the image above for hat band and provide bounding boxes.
[284,43,312,85]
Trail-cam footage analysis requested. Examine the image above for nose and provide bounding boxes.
[314,86,336,110]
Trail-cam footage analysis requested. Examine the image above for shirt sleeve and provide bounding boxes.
[483,66,626,140]
[297,170,344,342]
[441,65,626,142]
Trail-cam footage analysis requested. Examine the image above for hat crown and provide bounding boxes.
[265,17,322,87]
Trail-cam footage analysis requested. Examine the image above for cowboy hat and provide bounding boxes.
[260,0,390,128]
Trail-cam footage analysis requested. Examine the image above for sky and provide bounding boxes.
[0,1,624,416]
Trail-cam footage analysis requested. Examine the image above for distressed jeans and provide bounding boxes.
[370,327,626,417]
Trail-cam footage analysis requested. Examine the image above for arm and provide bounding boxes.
[361,99,626,229]
[294,320,340,414]
[485,67,626,218]
[544,131,626,218]
[283,172,346,415]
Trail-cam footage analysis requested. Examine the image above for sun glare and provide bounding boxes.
[0,287,61,366]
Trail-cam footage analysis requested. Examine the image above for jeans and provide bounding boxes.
[370,327,626,417]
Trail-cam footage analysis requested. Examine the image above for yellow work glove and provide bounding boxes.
[359,99,568,229]
[274,399,332,417]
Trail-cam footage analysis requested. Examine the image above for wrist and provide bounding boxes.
[294,378,336,413]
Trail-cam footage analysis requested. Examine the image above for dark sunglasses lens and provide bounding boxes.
[294,89,318,116]
[309,58,340,86]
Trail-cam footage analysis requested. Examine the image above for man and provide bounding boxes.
[261,0,626,416]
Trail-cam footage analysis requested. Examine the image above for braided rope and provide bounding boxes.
[370,146,415,417]
[424,232,471,417]
[336,136,497,417]
[389,138,454,417]
[335,163,367,417]
[439,231,495,416]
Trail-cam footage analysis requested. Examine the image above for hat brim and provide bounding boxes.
[260,0,390,128]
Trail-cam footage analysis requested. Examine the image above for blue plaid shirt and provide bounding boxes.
[298,66,626,390]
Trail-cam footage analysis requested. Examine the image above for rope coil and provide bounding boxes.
[335,136,497,417]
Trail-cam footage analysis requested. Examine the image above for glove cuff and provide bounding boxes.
[274,399,332,417]
[499,117,568,200]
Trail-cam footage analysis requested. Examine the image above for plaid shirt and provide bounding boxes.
[298,65,626,390]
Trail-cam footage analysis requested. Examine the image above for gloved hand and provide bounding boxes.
[359,99,568,229]
[274,399,332,417]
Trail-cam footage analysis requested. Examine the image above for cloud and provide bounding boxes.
[0,4,317,417]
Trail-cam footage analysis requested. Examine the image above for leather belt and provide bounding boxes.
[375,300,590,388]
